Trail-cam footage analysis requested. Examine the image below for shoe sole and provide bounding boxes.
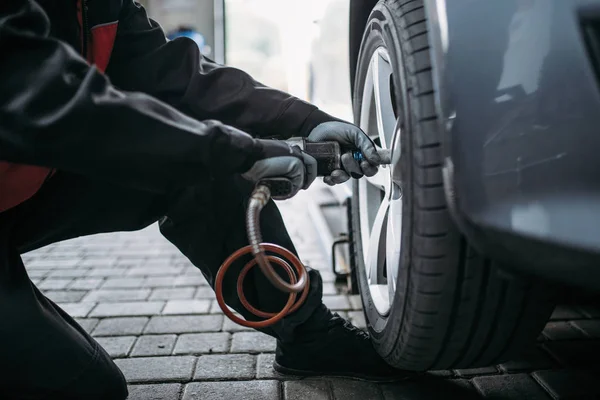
[272,361,418,383]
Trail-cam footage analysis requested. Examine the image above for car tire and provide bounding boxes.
[351,0,556,371]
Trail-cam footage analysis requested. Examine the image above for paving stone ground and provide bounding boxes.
[23,188,600,399]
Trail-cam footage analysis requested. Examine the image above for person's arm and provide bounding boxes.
[105,0,337,140]
[0,0,266,194]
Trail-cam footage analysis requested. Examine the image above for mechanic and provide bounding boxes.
[0,1,406,398]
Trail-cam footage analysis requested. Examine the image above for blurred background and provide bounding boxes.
[137,0,353,122]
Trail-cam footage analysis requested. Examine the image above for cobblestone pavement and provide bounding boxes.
[23,189,600,399]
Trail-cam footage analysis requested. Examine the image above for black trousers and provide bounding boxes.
[0,172,323,399]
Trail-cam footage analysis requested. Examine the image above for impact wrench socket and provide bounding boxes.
[260,137,392,200]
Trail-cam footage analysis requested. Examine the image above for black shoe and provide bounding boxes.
[273,304,417,382]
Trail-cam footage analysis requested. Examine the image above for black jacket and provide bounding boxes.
[0,0,334,211]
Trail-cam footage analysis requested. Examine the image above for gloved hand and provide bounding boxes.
[242,139,318,197]
[307,121,382,186]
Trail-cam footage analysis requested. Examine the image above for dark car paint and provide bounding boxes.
[350,0,379,94]
[429,0,600,289]
[352,0,600,289]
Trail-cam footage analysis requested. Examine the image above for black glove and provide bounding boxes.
[242,139,317,197]
[307,121,382,186]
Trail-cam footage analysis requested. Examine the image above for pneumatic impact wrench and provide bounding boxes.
[214,138,391,328]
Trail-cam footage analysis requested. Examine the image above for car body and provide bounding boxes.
[349,0,600,291]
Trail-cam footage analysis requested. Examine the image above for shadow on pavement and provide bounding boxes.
[382,376,483,399]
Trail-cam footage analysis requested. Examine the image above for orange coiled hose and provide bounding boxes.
[214,185,310,328]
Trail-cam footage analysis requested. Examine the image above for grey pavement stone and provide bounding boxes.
[95,336,136,357]
[348,310,367,329]
[209,300,225,314]
[115,356,196,383]
[115,259,145,268]
[27,258,79,268]
[330,378,382,400]
[182,268,204,277]
[181,266,201,276]
[550,305,583,321]
[173,275,209,287]
[322,295,351,311]
[183,381,280,400]
[172,258,194,267]
[60,302,95,317]
[349,295,362,310]
[44,290,87,303]
[231,332,276,353]
[532,370,600,399]
[319,271,336,283]
[47,269,90,278]
[118,251,160,258]
[74,318,99,334]
[284,380,330,400]
[127,266,184,276]
[150,287,196,300]
[571,319,600,338]
[131,334,177,357]
[38,278,73,290]
[26,270,48,278]
[256,353,288,380]
[87,268,127,277]
[222,315,253,332]
[101,277,146,288]
[194,287,216,299]
[173,333,230,355]
[455,366,498,377]
[498,346,555,372]
[193,354,256,380]
[44,250,75,257]
[542,322,584,340]
[78,257,117,268]
[82,288,151,302]
[144,315,223,334]
[336,311,351,320]
[322,282,337,295]
[68,277,104,290]
[93,317,149,336]
[143,276,178,287]
[127,384,183,400]
[472,374,550,400]
[90,301,165,317]
[162,300,211,315]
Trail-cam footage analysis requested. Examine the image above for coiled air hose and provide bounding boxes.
[214,184,310,328]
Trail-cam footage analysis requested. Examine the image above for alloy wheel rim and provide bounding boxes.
[358,46,403,316]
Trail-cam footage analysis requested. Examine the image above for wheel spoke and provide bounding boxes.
[365,165,390,191]
[372,48,396,149]
[366,197,389,284]
[359,69,374,134]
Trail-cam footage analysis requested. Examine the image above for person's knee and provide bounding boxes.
[90,353,128,400]
[59,348,128,400]
[101,364,128,400]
